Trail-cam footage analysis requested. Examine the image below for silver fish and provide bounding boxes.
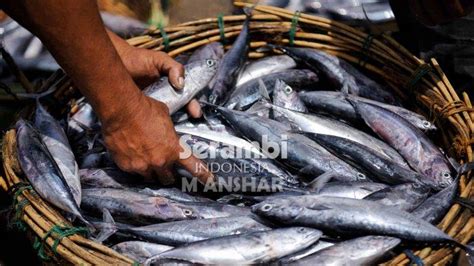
[215,107,367,182]
[269,103,407,166]
[272,79,307,112]
[79,168,139,189]
[278,240,335,263]
[34,102,81,206]
[188,42,224,63]
[364,183,431,212]
[412,179,458,224]
[350,99,453,190]
[225,69,318,110]
[146,227,322,265]
[318,181,388,199]
[252,195,456,243]
[236,55,297,86]
[144,59,218,114]
[299,91,436,131]
[291,236,400,265]
[16,120,91,227]
[81,188,250,224]
[112,241,173,263]
[208,11,251,104]
[117,216,270,246]
[67,101,98,138]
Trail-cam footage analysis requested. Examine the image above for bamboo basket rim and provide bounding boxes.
[2,3,473,265]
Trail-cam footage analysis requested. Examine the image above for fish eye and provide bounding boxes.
[357,173,366,179]
[284,86,293,94]
[261,204,273,212]
[297,228,306,233]
[443,172,451,179]
[206,59,215,67]
[183,209,193,216]
[422,121,431,128]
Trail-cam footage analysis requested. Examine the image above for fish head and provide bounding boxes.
[251,198,303,221]
[276,227,323,249]
[419,120,436,131]
[184,59,219,87]
[434,170,454,189]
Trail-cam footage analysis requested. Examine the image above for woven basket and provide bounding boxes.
[2,3,473,265]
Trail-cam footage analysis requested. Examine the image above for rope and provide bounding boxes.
[37,225,89,257]
[8,182,34,231]
[358,34,374,67]
[33,236,50,260]
[217,14,226,43]
[159,24,170,51]
[403,249,424,266]
[289,11,301,46]
[406,64,433,91]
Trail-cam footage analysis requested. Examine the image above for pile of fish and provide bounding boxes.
[15,12,473,265]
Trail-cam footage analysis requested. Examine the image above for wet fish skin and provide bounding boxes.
[16,120,90,227]
[364,183,431,212]
[272,79,307,112]
[208,13,251,104]
[225,69,318,110]
[112,241,173,263]
[290,236,400,266]
[187,42,224,63]
[278,240,335,263]
[79,167,140,189]
[270,45,359,94]
[301,133,427,186]
[139,187,213,203]
[34,102,81,205]
[350,99,453,190]
[119,216,270,246]
[81,188,250,224]
[67,101,98,139]
[412,179,458,224]
[270,103,407,166]
[144,59,218,114]
[252,195,456,243]
[215,107,367,182]
[147,227,322,265]
[236,55,297,86]
[338,58,400,105]
[318,181,388,199]
[299,91,436,131]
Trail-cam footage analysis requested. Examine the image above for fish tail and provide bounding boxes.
[92,208,118,243]
[257,79,271,101]
[77,213,96,234]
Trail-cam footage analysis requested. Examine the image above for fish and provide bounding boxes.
[272,79,307,113]
[34,101,81,206]
[252,195,457,243]
[112,241,173,263]
[278,240,335,263]
[269,103,407,166]
[146,227,322,265]
[115,216,270,246]
[144,59,218,114]
[208,10,251,104]
[215,107,367,182]
[187,42,225,63]
[138,187,213,203]
[79,167,140,189]
[175,112,236,135]
[289,236,400,265]
[81,188,250,224]
[16,120,91,228]
[225,69,318,110]
[349,99,453,190]
[236,55,297,86]
[337,58,400,105]
[411,179,458,224]
[299,91,436,131]
[300,133,427,186]
[364,183,431,212]
[67,101,98,139]
[268,45,360,94]
[317,181,388,199]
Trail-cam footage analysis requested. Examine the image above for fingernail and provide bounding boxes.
[177,77,185,89]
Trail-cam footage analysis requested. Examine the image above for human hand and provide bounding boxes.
[108,31,202,118]
[101,93,213,185]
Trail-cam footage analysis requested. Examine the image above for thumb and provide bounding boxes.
[154,52,185,90]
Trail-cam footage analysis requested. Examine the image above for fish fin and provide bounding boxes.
[243,5,255,17]
[93,208,117,243]
[341,80,350,95]
[455,197,474,212]
[456,161,474,178]
[403,249,424,266]
[307,204,333,211]
[306,171,336,193]
[257,79,271,101]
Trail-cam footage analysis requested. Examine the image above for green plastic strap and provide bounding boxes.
[159,24,170,51]
[40,225,89,255]
[33,236,50,260]
[289,11,301,46]
[358,34,374,66]
[406,64,433,90]
[217,14,226,43]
